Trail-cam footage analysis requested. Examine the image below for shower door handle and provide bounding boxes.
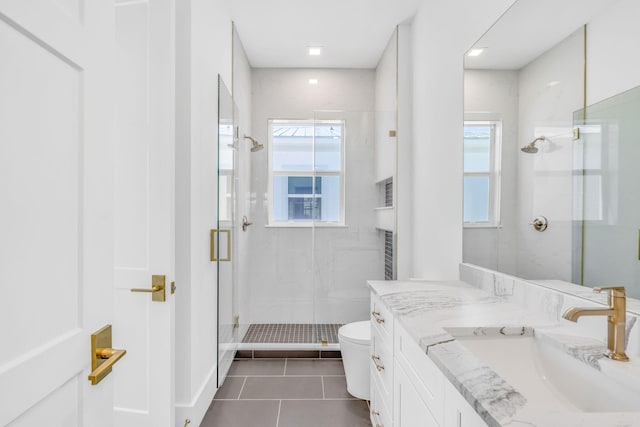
[210,229,231,261]
[242,216,253,232]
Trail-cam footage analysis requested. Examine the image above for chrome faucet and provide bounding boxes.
[562,286,629,362]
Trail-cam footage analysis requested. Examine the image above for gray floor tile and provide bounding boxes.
[240,376,323,399]
[278,400,370,427]
[322,376,354,399]
[227,359,285,376]
[200,400,279,427]
[214,376,246,400]
[285,359,345,376]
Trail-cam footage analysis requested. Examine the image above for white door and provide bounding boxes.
[112,0,175,426]
[0,1,116,426]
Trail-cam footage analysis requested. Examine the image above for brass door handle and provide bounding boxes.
[89,325,127,385]
[89,348,127,385]
[130,275,166,302]
[131,285,162,292]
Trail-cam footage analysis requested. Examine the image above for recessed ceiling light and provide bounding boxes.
[308,47,322,56]
[467,48,485,57]
[308,79,318,85]
[547,80,560,87]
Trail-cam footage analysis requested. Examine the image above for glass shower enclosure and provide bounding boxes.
[216,76,238,385]
[238,109,390,350]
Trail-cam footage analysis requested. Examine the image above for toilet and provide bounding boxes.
[338,321,371,400]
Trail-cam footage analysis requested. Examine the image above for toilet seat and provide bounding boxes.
[338,321,370,345]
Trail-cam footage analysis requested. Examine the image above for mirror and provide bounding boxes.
[574,86,640,299]
[217,75,237,386]
[463,0,640,299]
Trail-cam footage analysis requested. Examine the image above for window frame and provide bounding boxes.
[267,119,346,227]
[463,120,502,228]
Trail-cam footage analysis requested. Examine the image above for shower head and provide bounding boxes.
[521,136,545,154]
[244,135,264,152]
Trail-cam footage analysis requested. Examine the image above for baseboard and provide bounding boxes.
[175,363,218,427]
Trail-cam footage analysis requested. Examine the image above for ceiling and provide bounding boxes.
[464,0,618,70]
[231,0,422,69]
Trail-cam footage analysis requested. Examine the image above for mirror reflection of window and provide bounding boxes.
[463,121,501,226]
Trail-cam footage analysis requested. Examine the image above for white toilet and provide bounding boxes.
[338,321,371,400]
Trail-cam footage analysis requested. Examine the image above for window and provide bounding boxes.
[463,121,501,226]
[268,119,345,225]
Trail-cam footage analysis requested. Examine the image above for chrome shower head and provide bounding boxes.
[521,136,545,154]
[244,135,264,152]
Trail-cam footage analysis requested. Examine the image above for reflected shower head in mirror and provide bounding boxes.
[244,135,264,152]
[521,136,545,154]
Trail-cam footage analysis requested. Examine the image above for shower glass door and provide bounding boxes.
[217,76,238,385]
[240,109,387,349]
[311,110,385,346]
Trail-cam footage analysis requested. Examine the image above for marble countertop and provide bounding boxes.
[368,280,640,427]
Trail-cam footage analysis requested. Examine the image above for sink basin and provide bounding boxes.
[452,333,637,412]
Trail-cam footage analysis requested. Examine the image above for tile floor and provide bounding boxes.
[201,358,371,427]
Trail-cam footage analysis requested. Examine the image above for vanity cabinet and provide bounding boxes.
[443,381,487,427]
[370,293,394,426]
[370,291,489,427]
[394,362,440,427]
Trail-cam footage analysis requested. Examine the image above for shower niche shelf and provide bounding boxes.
[375,177,395,232]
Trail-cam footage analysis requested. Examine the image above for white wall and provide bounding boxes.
[409,0,516,280]
[463,70,519,274]
[248,68,382,324]
[396,23,413,280]
[175,0,232,425]
[587,0,640,105]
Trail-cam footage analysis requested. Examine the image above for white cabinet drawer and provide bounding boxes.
[371,293,394,343]
[371,324,393,404]
[394,321,444,426]
[370,368,392,427]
